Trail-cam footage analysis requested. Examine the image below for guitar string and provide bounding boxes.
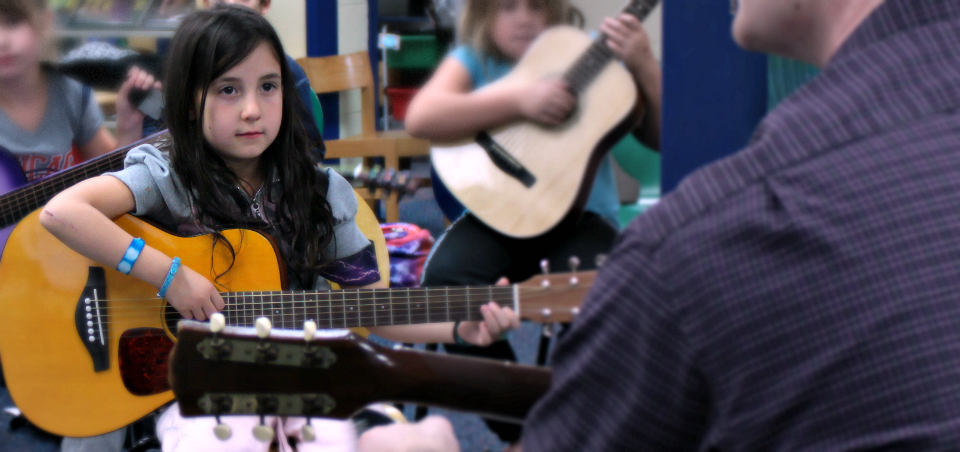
[71,284,580,306]
[79,290,577,316]
[76,284,584,305]
[78,287,582,325]
[92,309,507,327]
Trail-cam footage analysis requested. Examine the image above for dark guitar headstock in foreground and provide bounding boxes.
[170,318,551,440]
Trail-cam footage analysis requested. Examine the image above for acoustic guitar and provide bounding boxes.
[0,212,591,437]
[430,0,659,238]
[169,320,550,435]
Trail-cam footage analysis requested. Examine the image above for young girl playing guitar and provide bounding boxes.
[404,0,661,447]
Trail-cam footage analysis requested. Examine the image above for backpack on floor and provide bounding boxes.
[380,223,434,288]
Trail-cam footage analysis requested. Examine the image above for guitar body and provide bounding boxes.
[0,145,28,257]
[431,26,639,238]
[0,211,284,437]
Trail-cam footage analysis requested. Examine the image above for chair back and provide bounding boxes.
[297,52,377,137]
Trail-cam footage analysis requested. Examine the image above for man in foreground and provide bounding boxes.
[361,0,960,449]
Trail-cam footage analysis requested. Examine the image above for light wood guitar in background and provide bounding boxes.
[431,0,660,238]
[0,212,592,437]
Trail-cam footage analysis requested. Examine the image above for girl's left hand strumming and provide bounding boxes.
[457,301,521,346]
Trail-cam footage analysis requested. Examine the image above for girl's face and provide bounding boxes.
[199,42,283,176]
[491,0,549,61]
[0,13,44,82]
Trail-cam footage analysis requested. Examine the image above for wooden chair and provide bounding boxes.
[297,52,430,223]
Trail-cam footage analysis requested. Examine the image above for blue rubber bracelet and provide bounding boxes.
[156,257,181,299]
[116,238,145,275]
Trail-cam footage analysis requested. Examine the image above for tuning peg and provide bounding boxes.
[568,256,580,285]
[252,418,275,443]
[540,259,551,287]
[254,318,279,364]
[210,313,226,333]
[213,416,232,441]
[255,317,272,339]
[301,421,316,442]
[541,323,554,338]
[304,320,318,342]
[595,254,607,268]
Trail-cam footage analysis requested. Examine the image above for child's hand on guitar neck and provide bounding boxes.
[455,277,521,346]
[602,13,658,90]
[518,79,577,126]
[165,264,225,321]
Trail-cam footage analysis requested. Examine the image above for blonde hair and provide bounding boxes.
[458,0,582,59]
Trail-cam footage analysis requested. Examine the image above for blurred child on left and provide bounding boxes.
[0,0,153,183]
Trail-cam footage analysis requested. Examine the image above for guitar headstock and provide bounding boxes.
[170,319,397,423]
[171,317,552,442]
[516,268,596,323]
[341,166,422,198]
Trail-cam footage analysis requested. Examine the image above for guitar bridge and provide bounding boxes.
[74,267,109,372]
[475,132,537,188]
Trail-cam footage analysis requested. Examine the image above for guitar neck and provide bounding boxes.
[0,131,171,229]
[171,324,551,423]
[0,152,126,229]
[220,286,516,330]
[564,0,660,94]
[368,344,550,423]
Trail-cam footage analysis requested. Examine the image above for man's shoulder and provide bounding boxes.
[625,149,764,251]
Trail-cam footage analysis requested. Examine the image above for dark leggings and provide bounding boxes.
[420,212,617,443]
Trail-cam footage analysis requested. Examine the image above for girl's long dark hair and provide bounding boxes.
[164,5,335,281]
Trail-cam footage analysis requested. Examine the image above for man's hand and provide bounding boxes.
[358,416,461,452]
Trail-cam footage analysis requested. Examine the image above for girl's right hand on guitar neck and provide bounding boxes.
[518,79,576,126]
[164,264,225,321]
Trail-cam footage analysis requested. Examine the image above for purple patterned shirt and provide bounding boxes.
[524,1,960,450]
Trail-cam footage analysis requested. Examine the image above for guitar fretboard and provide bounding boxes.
[0,133,171,229]
[219,286,517,330]
[564,0,660,95]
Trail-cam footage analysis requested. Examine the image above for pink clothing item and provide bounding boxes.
[157,403,357,452]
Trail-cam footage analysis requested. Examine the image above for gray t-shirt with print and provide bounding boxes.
[0,69,103,182]
[106,144,376,290]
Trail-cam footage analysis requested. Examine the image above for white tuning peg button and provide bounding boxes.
[210,313,226,333]
[213,423,232,441]
[255,317,272,339]
[304,321,318,342]
[253,424,275,442]
[301,423,316,442]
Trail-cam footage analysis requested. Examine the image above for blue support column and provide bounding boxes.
[661,0,767,192]
[306,0,340,139]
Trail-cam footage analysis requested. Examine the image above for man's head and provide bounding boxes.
[202,0,270,15]
[730,0,883,67]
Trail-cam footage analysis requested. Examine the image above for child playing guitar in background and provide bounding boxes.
[403,0,661,447]
[41,6,519,451]
[0,0,154,183]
